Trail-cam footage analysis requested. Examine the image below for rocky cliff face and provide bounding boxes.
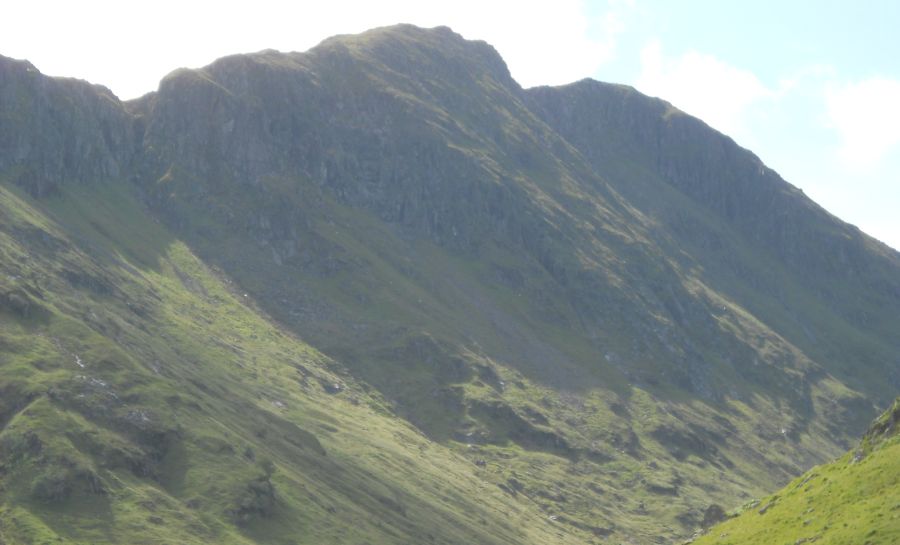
[0,55,135,196]
[528,79,900,397]
[528,79,900,302]
[1,25,898,545]
[135,26,578,252]
[127,24,900,403]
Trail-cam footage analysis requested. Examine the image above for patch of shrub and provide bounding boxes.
[229,459,278,525]
[30,461,105,502]
[31,467,72,502]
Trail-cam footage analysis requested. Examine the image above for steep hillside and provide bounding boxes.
[0,175,583,545]
[692,398,900,545]
[1,24,899,545]
[528,79,900,401]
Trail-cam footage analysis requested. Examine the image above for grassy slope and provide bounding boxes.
[693,399,900,545]
[2,25,898,545]
[152,159,868,544]
[0,179,589,545]
[121,26,889,544]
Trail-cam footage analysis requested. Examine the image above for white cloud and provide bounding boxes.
[775,64,837,95]
[630,43,899,248]
[635,40,774,138]
[0,0,626,98]
[437,0,631,88]
[825,77,900,166]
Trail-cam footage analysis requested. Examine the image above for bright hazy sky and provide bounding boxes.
[3,1,898,250]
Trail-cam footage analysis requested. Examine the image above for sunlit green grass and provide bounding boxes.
[0,180,589,545]
[694,399,900,545]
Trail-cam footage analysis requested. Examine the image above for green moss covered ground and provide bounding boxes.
[693,399,900,545]
[2,25,899,545]
[0,180,588,545]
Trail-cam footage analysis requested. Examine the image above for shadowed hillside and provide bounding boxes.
[1,24,898,545]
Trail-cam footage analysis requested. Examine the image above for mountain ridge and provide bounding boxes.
[1,24,898,545]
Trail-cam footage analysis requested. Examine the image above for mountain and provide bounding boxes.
[1,24,898,545]
[692,397,900,545]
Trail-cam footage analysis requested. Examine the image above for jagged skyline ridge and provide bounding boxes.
[2,1,899,250]
[0,24,898,545]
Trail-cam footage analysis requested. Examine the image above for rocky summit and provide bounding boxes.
[0,24,898,545]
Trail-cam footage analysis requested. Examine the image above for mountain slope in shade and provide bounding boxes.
[1,24,899,545]
[0,175,582,545]
[692,398,900,545]
[527,79,900,400]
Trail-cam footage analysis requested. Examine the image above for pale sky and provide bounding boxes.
[2,0,898,250]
